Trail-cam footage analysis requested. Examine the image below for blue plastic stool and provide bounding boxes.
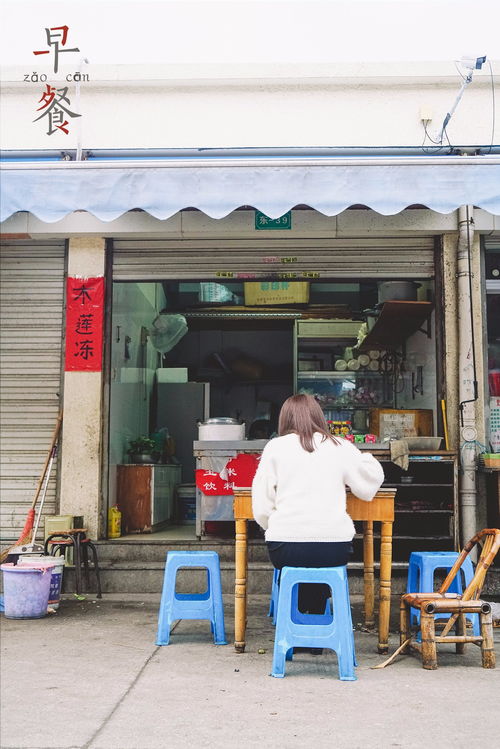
[268,568,280,623]
[407,551,479,636]
[156,551,227,646]
[271,566,356,681]
[268,567,333,626]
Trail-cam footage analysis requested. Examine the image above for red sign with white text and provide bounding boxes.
[65,276,105,371]
[195,454,260,495]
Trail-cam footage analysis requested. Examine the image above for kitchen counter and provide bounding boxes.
[193,439,458,540]
[193,440,268,536]
[193,439,269,454]
[194,439,455,455]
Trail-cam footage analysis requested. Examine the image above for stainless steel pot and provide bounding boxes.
[378,281,421,303]
[198,417,246,441]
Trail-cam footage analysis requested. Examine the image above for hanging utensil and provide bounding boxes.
[27,442,59,551]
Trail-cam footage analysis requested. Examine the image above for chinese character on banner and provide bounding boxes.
[65,277,105,372]
[33,26,80,74]
[195,454,260,496]
[33,84,81,135]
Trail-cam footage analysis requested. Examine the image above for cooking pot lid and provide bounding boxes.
[200,417,242,425]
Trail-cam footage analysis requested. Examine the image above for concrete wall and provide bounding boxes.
[1,61,498,150]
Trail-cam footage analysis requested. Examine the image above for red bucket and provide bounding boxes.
[489,370,500,397]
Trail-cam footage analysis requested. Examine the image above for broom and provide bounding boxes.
[0,411,63,563]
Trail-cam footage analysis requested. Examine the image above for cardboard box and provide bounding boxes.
[369,408,434,440]
[244,281,309,306]
[480,454,500,468]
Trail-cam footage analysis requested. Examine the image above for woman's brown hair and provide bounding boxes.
[278,394,340,452]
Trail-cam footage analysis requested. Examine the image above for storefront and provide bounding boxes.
[1,152,500,562]
[108,216,442,563]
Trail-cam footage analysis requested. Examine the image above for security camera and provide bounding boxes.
[434,54,487,143]
[459,55,487,70]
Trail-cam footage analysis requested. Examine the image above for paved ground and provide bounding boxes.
[1,593,499,749]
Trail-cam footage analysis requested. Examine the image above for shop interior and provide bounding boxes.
[484,247,500,536]
[108,276,439,552]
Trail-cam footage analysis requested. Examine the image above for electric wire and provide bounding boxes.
[460,439,488,468]
[421,119,454,153]
[443,126,453,151]
[454,61,467,82]
[420,58,495,155]
[458,205,479,430]
[421,121,452,154]
[487,60,496,154]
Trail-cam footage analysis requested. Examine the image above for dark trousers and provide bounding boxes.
[266,541,353,614]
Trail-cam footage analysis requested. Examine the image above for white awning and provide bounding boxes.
[1,155,500,223]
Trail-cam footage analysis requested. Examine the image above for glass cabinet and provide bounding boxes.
[294,319,395,435]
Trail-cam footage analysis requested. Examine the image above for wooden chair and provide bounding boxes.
[400,528,500,670]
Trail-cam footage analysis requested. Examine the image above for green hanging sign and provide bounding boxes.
[255,211,292,230]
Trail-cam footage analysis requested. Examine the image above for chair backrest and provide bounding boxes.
[438,528,500,601]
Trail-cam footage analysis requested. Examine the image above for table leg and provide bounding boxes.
[378,520,393,654]
[363,520,375,629]
[234,517,248,653]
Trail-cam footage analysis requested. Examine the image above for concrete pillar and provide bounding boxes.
[457,207,478,545]
[444,215,486,544]
[59,238,106,539]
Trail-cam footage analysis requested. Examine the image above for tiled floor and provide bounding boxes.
[114,525,198,542]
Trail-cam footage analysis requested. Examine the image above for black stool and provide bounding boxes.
[44,529,102,598]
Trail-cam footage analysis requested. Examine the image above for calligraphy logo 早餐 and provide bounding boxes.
[30,25,87,137]
[33,84,81,135]
[33,26,80,74]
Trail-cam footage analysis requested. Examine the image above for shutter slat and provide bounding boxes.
[113,236,435,280]
[0,241,65,542]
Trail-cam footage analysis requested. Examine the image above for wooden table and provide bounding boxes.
[233,488,396,654]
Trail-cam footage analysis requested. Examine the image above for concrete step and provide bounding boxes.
[94,538,270,563]
[62,558,500,597]
[63,559,411,596]
[63,561,273,595]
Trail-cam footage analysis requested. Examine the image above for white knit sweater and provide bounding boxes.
[251,433,385,542]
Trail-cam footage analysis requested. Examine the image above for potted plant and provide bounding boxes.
[127,436,159,464]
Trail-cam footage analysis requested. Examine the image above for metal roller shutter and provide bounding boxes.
[484,236,500,251]
[0,240,65,544]
[112,236,435,280]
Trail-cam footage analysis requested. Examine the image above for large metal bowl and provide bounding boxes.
[406,436,443,450]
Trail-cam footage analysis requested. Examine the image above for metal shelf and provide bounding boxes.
[354,533,453,540]
[383,483,453,488]
[395,509,453,514]
[297,370,382,379]
[357,300,433,351]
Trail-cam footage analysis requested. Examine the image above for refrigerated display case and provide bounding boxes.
[294,319,395,433]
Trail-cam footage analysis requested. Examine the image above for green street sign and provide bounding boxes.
[255,211,292,230]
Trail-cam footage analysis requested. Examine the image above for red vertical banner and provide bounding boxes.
[65,276,105,372]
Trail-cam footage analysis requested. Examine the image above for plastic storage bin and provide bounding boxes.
[18,556,64,610]
[1,563,52,619]
[177,484,196,524]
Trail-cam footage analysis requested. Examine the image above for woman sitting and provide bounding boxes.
[252,393,384,615]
